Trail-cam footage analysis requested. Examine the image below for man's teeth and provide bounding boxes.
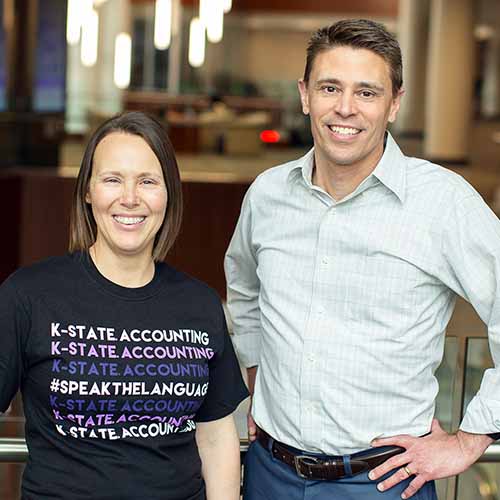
[330,126,360,135]
[113,216,145,225]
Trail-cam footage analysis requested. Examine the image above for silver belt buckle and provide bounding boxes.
[294,455,322,479]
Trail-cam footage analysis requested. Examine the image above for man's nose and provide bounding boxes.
[334,91,357,117]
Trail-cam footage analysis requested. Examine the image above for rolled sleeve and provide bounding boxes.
[441,190,500,434]
[224,186,262,368]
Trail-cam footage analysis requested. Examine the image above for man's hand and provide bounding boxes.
[247,407,257,442]
[368,419,493,499]
[246,366,258,442]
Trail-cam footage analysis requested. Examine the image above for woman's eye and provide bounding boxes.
[142,179,156,185]
[104,177,120,183]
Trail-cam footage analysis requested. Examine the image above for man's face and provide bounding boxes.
[298,46,402,171]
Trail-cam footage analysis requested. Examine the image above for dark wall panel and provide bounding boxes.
[0,172,248,298]
[0,175,23,282]
[168,182,249,297]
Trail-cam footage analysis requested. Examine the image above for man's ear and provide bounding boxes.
[298,79,310,115]
[388,87,405,124]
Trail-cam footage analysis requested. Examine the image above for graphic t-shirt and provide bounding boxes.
[0,252,248,500]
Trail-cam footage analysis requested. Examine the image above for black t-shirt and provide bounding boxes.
[0,252,248,500]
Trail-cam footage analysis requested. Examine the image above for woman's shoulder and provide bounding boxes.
[158,263,222,306]
[4,253,78,292]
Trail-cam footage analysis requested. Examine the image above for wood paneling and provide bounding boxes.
[0,171,249,298]
[19,175,75,266]
[168,181,249,296]
[0,175,23,282]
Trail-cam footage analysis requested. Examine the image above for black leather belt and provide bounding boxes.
[257,428,405,481]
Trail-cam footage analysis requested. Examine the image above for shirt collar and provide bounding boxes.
[287,147,315,187]
[371,132,407,203]
[288,131,407,203]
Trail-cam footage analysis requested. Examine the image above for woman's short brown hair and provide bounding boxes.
[69,111,183,261]
[304,19,403,97]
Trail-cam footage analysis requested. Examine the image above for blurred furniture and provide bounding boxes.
[123,91,282,154]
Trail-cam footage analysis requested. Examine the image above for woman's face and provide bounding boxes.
[86,132,168,260]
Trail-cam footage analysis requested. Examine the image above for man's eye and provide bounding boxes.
[324,86,338,93]
[360,90,375,98]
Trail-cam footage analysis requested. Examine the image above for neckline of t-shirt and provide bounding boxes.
[75,251,168,301]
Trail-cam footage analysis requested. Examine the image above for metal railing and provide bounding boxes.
[0,438,28,463]
[0,436,499,464]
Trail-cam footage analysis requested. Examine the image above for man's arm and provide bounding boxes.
[371,191,500,498]
[196,414,241,500]
[225,187,262,368]
[246,366,258,441]
[225,187,262,442]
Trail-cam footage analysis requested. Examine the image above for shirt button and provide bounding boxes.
[317,307,324,315]
[321,257,329,265]
[307,353,315,363]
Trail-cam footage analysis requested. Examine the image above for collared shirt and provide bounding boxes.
[224,133,500,455]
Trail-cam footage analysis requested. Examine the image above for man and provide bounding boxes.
[225,19,500,500]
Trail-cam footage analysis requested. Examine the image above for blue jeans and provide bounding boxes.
[243,439,438,500]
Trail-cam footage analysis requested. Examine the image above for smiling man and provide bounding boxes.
[225,19,500,500]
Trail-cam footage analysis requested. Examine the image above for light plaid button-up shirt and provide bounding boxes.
[225,133,500,455]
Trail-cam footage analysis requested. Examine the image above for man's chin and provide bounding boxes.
[327,154,361,167]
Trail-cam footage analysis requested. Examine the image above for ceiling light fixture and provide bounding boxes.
[154,0,172,50]
[188,17,205,68]
[114,33,132,88]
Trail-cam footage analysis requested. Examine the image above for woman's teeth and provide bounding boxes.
[113,216,145,225]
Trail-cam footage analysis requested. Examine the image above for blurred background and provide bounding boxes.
[0,0,500,498]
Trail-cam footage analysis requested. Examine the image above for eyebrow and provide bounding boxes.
[315,78,385,93]
[97,170,163,179]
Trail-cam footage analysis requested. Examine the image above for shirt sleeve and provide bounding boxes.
[195,302,249,422]
[0,276,30,413]
[440,192,500,435]
[224,186,262,368]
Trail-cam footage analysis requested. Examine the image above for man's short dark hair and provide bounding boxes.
[303,19,403,97]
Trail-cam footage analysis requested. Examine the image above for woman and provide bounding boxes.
[0,112,248,500]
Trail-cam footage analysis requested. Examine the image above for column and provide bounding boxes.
[167,0,182,95]
[481,1,500,118]
[65,0,131,134]
[65,42,89,133]
[424,0,475,163]
[92,0,131,115]
[395,0,430,136]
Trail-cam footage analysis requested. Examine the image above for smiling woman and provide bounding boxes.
[70,112,182,265]
[0,111,248,500]
[85,132,169,285]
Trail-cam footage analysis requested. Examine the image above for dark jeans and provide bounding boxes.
[243,439,438,500]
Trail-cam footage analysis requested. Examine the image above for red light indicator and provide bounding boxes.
[260,130,281,143]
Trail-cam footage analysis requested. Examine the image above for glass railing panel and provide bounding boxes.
[434,336,459,499]
[456,338,498,500]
